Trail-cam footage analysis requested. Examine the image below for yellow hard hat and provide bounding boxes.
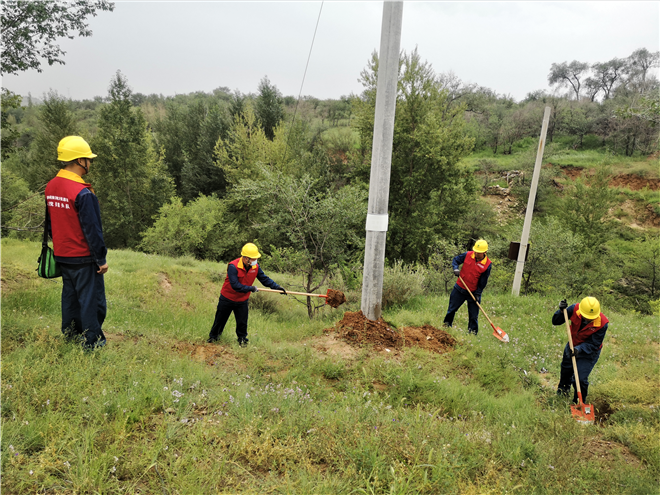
[241,243,261,259]
[57,136,97,162]
[579,297,600,320]
[473,239,488,253]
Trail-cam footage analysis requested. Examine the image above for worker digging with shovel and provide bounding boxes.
[443,240,492,336]
[552,297,609,422]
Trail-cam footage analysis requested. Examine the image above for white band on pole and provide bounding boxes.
[365,214,389,232]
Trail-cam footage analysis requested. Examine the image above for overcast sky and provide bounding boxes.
[4,1,659,103]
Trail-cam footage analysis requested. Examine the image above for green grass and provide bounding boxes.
[2,239,659,494]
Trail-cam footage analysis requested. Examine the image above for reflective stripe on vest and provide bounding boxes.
[569,303,609,348]
[457,251,491,292]
[45,176,92,258]
[220,258,259,302]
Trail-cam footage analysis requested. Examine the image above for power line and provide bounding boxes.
[282,1,323,164]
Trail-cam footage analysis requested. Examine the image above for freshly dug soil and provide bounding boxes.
[331,311,457,354]
[325,288,347,308]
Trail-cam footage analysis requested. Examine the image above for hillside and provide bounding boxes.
[2,239,658,494]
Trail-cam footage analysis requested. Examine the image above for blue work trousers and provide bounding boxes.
[209,296,249,344]
[60,262,107,348]
[443,285,480,334]
[557,344,601,404]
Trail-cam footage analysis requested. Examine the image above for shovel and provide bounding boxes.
[562,308,595,425]
[458,276,509,343]
[257,288,346,308]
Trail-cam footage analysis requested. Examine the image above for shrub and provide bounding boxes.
[140,195,239,260]
[381,260,426,308]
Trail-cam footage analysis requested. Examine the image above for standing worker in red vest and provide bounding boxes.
[552,297,609,404]
[208,243,287,347]
[45,136,108,350]
[443,240,492,335]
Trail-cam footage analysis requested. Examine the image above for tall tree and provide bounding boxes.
[1,0,114,75]
[591,58,627,100]
[254,76,284,140]
[1,88,22,159]
[354,48,476,262]
[91,71,174,248]
[548,61,590,100]
[627,48,660,85]
[25,91,78,190]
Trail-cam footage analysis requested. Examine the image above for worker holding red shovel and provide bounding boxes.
[443,240,492,336]
[207,243,286,347]
[552,297,609,405]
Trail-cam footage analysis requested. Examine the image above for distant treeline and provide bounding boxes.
[2,47,658,313]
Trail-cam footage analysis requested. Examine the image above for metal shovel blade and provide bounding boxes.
[492,326,509,343]
[571,402,595,425]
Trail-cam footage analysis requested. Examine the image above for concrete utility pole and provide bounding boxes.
[512,106,552,296]
[361,1,403,320]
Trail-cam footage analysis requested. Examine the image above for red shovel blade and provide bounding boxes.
[492,326,509,343]
[571,402,595,425]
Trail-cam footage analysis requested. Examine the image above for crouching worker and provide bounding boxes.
[552,297,608,404]
[208,243,286,347]
[443,239,492,335]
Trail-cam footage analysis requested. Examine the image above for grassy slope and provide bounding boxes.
[2,239,659,494]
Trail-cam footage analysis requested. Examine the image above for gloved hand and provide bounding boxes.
[559,299,568,311]
[453,269,460,276]
[570,347,580,358]
[250,286,259,293]
[279,287,287,296]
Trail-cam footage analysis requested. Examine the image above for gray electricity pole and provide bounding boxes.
[361,1,403,320]
[512,106,552,296]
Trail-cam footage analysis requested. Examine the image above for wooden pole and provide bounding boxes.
[512,106,551,296]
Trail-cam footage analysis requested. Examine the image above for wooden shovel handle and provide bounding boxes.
[563,307,584,403]
[258,288,327,298]
[458,276,497,329]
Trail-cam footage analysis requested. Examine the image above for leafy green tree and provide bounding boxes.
[254,76,284,140]
[242,168,367,318]
[1,89,22,159]
[590,58,627,100]
[91,71,174,248]
[558,167,616,250]
[354,48,476,262]
[0,169,43,239]
[548,60,590,100]
[180,102,229,202]
[140,195,238,260]
[1,0,114,75]
[24,91,78,190]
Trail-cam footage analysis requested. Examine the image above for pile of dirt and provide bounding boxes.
[330,311,457,354]
[325,289,347,308]
[610,174,660,191]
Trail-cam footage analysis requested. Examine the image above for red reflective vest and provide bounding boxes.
[45,172,93,258]
[221,258,259,302]
[569,303,609,348]
[457,251,491,292]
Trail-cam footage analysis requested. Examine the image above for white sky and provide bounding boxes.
[3,1,659,103]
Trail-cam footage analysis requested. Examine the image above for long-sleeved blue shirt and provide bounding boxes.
[552,304,608,355]
[226,264,282,293]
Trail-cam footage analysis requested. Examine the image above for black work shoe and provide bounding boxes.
[468,329,478,336]
[238,340,248,348]
[442,323,451,328]
[207,337,218,343]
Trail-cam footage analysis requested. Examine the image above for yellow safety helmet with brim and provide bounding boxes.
[57,136,97,162]
[241,243,261,259]
[579,297,600,320]
[473,239,488,253]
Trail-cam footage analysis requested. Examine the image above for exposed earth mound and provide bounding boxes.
[330,310,457,354]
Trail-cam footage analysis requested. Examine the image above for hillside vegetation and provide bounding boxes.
[2,239,659,494]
